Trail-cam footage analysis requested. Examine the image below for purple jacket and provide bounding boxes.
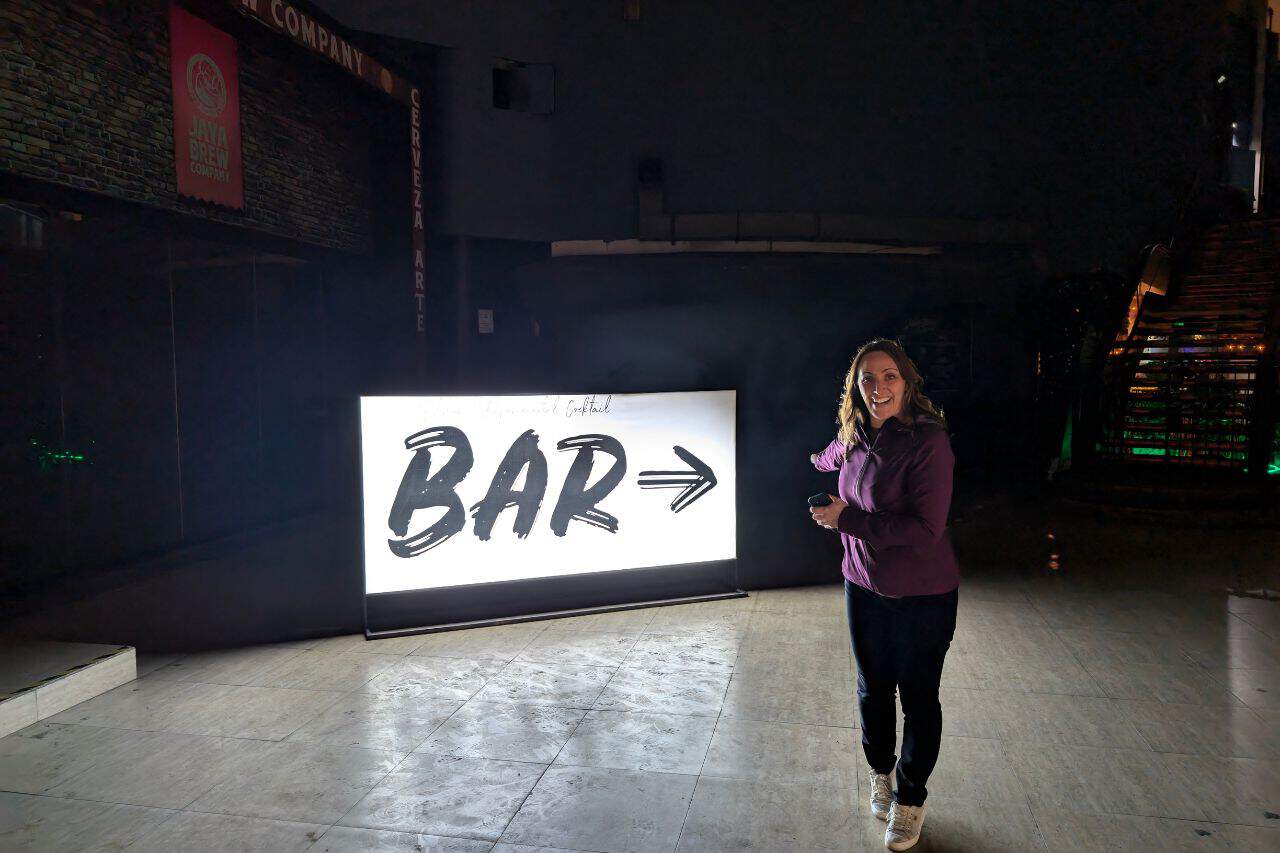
[813,414,960,597]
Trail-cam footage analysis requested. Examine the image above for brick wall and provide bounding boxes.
[0,0,376,253]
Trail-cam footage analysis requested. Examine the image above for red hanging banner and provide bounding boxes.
[170,4,244,208]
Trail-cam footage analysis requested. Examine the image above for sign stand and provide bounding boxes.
[366,590,748,640]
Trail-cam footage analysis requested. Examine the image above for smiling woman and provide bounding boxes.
[809,338,959,852]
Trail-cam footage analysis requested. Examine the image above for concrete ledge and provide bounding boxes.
[0,642,136,738]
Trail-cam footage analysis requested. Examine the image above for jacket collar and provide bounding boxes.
[855,414,917,447]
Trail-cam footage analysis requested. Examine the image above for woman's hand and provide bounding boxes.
[810,495,848,530]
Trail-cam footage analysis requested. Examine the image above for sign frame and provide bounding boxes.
[358,391,744,637]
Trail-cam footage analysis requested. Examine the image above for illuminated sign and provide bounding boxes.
[360,392,736,595]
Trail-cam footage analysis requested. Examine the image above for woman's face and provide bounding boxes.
[858,350,906,427]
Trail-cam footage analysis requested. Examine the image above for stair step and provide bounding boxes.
[1182,272,1278,284]
[1198,217,1280,230]
[1185,265,1277,276]
[1194,243,1275,254]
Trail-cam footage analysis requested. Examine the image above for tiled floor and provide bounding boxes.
[2,576,1279,851]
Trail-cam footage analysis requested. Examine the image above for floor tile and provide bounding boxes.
[340,752,545,840]
[750,584,845,615]
[360,657,505,702]
[417,700,586,763]
[1083,661,1249,706]
[0,722,109,794]
[623,634,740,671]
[1032,805,1280,852]
[44,727,252,809]
[957,597,1052,630]
[952,624,1078,664]
[1003,741,1208,820]
[1228,597,1280,640]
[130,811,323,852]
[134,652,185,679]
[1117,699,1280,759]
[471,661,614,708]
[857,793,1046,852]
[1160,752,1280,827]
[499,764,695,853]
[516,632,639,668]
[555,710,717,774]
[1177,621,1280,670]
[746,611,848,642]
[675,776,860,852]
[491,845,591,853]
[721,666,857,728]
[539,607,656,635]
[644,606,753,640]
[1054,627,1195,667]
[0,791,176,851]
[940,649,1105,696]
[348,635,432,656]
[187,740,401,823]
[313,825,492,852]
[593,666,729,716]
[42,677,194,731]
[937,688,1148,749]
[1205,667,1280,710]
[908,735,1030,805]
[47,679,344,740]
[149,645,309,685]
[734,634,851,673]
[284,693,461,753]
[252,650,402,691]
[410,624,547,662]
[701,717,860,787]
[1030,590,1225,635]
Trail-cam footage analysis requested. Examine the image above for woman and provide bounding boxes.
[809,338,959,852]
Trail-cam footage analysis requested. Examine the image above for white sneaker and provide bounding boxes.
[867,769,893,820]
[885,801,927,851]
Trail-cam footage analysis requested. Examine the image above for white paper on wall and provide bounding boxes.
[360,391,737,595]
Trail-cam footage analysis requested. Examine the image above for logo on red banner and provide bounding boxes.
[170,5,243,208]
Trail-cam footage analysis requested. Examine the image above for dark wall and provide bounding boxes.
[491,249,1038,590]
[322,0,1237,274]
[1,0,378,252]
[6,220,345,585]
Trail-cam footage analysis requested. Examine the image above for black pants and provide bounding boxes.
[845,579,958,807]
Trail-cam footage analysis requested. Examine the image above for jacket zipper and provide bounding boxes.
[852,427,881,510]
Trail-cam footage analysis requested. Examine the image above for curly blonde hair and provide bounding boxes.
[837,338,946,447]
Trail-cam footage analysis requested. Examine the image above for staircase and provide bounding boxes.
[1100,219,1280,475]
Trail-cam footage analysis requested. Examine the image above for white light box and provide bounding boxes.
[360,391,736,596]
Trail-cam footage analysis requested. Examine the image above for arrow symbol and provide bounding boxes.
[638,446,718,513]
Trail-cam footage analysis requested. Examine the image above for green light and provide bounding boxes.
[1132,447,1166,456]
[30,439,91,469]
[1059,405,1073,465]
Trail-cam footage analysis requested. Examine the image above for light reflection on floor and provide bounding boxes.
[0,495,1277,850]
